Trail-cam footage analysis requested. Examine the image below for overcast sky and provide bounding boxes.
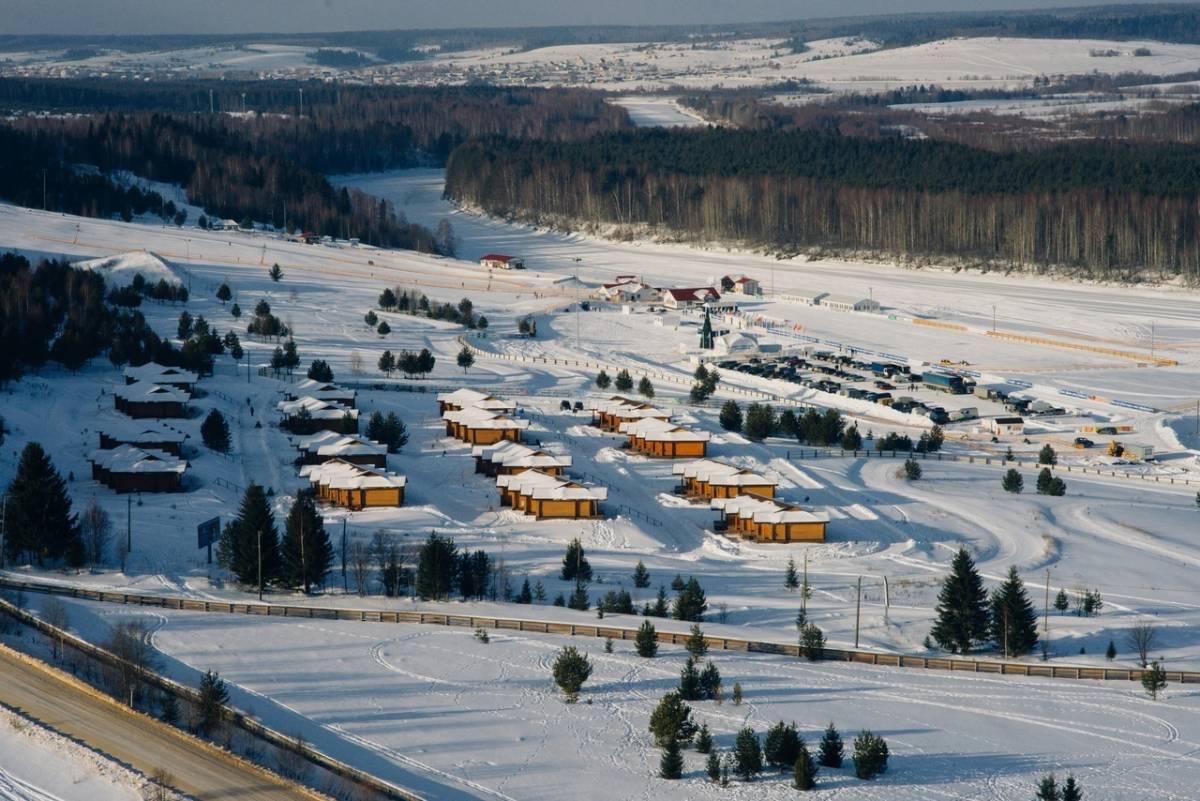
[0,0,1174,36]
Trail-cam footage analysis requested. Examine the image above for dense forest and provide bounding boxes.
[445,129,1200,279]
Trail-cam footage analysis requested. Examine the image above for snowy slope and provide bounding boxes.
[0,710,142,801]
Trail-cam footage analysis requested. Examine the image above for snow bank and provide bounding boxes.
[72,251,180,288]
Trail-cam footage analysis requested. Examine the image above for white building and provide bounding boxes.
[662,287,721,309]
[779,290,829,306]
[822,295,881,313]
[985,416,1025,436]
[713,332,759,356]
[479,253,524,270]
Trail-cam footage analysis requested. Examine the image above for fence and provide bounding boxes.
[0,593,425,801]
[2,578,1194,685]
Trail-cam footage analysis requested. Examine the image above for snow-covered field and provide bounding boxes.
[0,709,141,801]
[22,594,1200,801]
[2,168,1200,797]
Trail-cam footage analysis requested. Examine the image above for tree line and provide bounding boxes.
[445,128,1200,279]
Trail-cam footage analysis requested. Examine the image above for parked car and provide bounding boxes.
[1074,437,1094,448]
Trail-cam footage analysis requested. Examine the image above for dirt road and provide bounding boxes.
[0,646,321,801]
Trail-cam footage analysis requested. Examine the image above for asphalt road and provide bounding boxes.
[0,646,319,801]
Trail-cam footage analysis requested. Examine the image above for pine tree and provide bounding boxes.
[685,624,709,658]
[3,442,83,566]
[818,723,843,768]
[764,721,800,773]
[1035,773,1061,801]
[218,483,280,589]
[560,538,592,582]
[719,400,743,432]
[699,661,722,701]
[279,493,333,593]
[695,723,714,754]
[269,263,283,282]
[743,403,776,442]
[638,376,655,398]
[1142,660,1167,700]
[456,346,474,372]
[415,532,457,600]
[306,359,333,382]
[636,620,659,657]
[794,738,817,790]
[673,577,708,622]
[646,585,670,618]
[732,682,743,705]
[991,566,1040,657]
[632,560,651,588]
[904,458,922,480]
[1105,639,1117,661]
[648,691,696,746]
[785,557,800,590]
[201,409,231,453]
[551,646,592,702]
[614,369,633,392]
[1054,588,1070,613]
[930,548,991,654]
[1037,467,1053,494]
[595,369,611,390]
[852,731,889,780]
[1039,444,1058,465]
[659,737,683,779]
[841,425,863,451]
[733,727,763,781]
[1062,775,1082,801]
[216,283,232,304]
[706,750,721,782]
[800,623,825,661]
[567,580,590,611]
[196,670,229,735]
[515,578,533,604]
[679,657,702,701]
[377,321,391,336]
[1002,468,1024,493]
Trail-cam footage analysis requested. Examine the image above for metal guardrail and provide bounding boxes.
[2,578,1193,685]
[0,591,426,801]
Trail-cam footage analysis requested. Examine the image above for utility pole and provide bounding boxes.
[126,495,132,556]
[992,304,997,333]
[854,576,862,649]
[299,501,307,594]
[209,89,214,114]
[257,526,263,602]
[42,169,47,211]
[1151,320,1156,362]
[241,92,246,114]
[298,87,304,117]
[341,519,348,592]
[1043,569,1051,646]
[1003,606,1010,660]
[0,492,8,569]
[800,551,809,615]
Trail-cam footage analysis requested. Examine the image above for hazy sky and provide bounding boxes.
[0,0,1175,36]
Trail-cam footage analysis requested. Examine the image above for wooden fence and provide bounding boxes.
[3,577,1194,686]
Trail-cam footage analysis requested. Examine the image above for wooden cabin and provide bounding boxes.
[114,382,190,419]
[588,396,671,432]
[277,396,359,434]
[288,379,357,408]
[673,459,777,499]
[472,441,571,477]
[442,406,529,445]
[621,417,710,459]
[89,446,187,493]
[98,424,188,457]
[711,496,828,543]
[436,388,517,415]
[123,363,198,393]
[301,459,406,509]
[292,432,387,468]
[496,470,606,519]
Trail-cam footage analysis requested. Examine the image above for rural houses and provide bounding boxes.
[661,287,721,309]
[599,278,658,303]
[301,459,407,509]
[277,396,359,434]
[89,445,188,493]
[822,295,881,313]
[291,431,388,468]
[495,470,607,520]
[710,496,829,543]
[114,382,191,419]
[98,422,188,457]
[673,459,778,500]
[721,275,761,295]
[986,416,1026,436]
[286,379,357,408]
[439,389,529,445]
[473,441,572,477]
[479,253,524,270]
[123,363,198,392]
[588,396,671,432]
[437,388,518,414]
[620,417,710,458]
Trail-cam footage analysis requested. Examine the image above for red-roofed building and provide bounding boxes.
[480,254,525,270]
[661,287,721,309]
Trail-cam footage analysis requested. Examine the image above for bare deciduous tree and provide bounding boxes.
[41,597,70,660]
[348,540,372,596]
[1127,621,1157,668]
[81,498,112,569]
[105,620,159,704]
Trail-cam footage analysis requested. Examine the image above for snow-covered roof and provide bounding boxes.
[278,396,358,419]
[664,287,720,303]
[473,441,571,469]
[291,379,355,402]
[436,389,517,412]
[673,459,775,487]
[99,422,188,443]
[444,407,529,430]
[314,436,387,458]
[114,382,190,403]
[301,459,406,490]
[711,496,828,525]
[619,416,678,436]
[641,426,711,444]
[89,445,187,475]
[498,470,607,501]
[123,363,198,385]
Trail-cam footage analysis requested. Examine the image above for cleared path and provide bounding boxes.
[0,646,320,801]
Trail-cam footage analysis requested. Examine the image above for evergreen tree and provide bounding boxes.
[3,442,83,566]
[177,310,193,340]
[685,624,709,659]
[200,409,231,453]
[706,750,721,782]
[1054,588,1070,613]
[1039,444,1058,465]
[697,660,722,701]
[852,731,889,780]
[378,288,397,309]
[560,538,592,582]
[719,401,743,432]
[279,493,333,593]
[515,578,533,604]
[674,577,708,622]
[1105,639,1117,661]
[1062,775,1082,801]
[743,403,776,441]
[800,623,825,661]
[841,424,863,451]
[377,350,394,375]
[638,376,655,398]
[764,721,800,773]
[731,682,743,706]
[1035,774,1061,801]
[415,532,457,600]
[551,646,592,702]
[614,369,633,392]
[679,657,702,701]
[695,723,714,754]
[218,483,280,590]
[818,723,843,768]
[456,345,474,372]
[793,739,817,791]
[595,369,611,390]
[1142,660,1167,700]
[904,458,922,480]
[196,670,229,736]
[377,321,391,336]
[306,359,333,382]
[632,560,651,588]
[659,737,683,780]
[1037,467,1053,494]
[269,263,283,282]
[649,691,696,745]
[646,585,670,618]
[733,727,763,781]
[785,557,800,590]
[636,620,659,657]
[567,580,590,611]
[216,283,232,304]
[230,302,241,319]
[991,566,1040,657]
[930,548,991,654]
[1002,468,1024,493]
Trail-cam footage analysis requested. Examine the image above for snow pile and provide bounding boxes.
[72,251,180,289]
[0,711,142,801]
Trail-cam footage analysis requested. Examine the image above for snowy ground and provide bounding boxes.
[0,708,142,801]
[608,96,708,128]
[21,594,1200,801]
